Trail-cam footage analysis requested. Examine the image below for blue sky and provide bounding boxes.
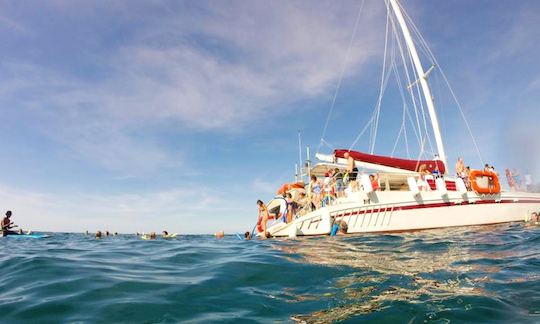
[0,0,539,234]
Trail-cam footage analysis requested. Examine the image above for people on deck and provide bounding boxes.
[296,192,310,216]
[417,164,431,191]
[278,194,288,223]
[244,231,251,240]
[162,231,169,236]
[369,174,380,191]
[309,175,322,209]
[505,169,516,191]
[344,152,359,192]
[484,164,496,190]
[2,211,17,236]
[464,166,472,190]
[286,193,295,223]
[322,172,333,206]
[257,200,270,233]
[334,168,345,198]
[455,157,465,178]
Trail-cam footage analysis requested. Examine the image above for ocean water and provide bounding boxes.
[0,224,539,323]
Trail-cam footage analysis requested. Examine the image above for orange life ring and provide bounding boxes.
[469,170,500,194]
[276,182,305,195]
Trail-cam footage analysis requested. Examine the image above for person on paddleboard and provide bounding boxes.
[2,211,18,236]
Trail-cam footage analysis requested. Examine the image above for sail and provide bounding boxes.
[334,149,446,174]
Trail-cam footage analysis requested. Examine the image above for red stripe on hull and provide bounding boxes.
[334,199,540,217]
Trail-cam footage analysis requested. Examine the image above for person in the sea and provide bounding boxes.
[337,221,348,235]
[331,220,348,236]
[215,231,225,239]
[149,232,157,239]
[344,152,359,191]
[244,231,251,240]
[95,230,102,239]
[2,211,17,236]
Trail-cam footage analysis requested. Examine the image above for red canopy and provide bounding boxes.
[334,149,446,174]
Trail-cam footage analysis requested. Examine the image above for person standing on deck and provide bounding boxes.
[257,200,269,233]
[505,169,516,191]
[343,152,358,192]
[455,157,465,178]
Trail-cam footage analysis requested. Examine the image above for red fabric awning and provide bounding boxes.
[334,149,446,174]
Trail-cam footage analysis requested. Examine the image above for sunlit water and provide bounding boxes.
[0,223,539,323]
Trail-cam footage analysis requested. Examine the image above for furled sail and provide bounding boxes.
[334,149,446,174]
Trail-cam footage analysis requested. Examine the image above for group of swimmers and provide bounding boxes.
[91,230,172,239]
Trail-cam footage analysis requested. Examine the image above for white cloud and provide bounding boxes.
[0,184,252,234]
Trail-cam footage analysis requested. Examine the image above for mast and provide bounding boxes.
[387,0,447,171]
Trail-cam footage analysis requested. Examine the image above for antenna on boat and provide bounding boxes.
[297,130,303,181]
[306,146,311,181]
[387,0,447,171]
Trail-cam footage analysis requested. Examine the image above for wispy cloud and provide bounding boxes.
[0,1,383,175]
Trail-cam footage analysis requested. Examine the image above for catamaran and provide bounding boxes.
[257,0,540,237]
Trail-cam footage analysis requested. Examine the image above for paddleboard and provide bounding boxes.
[2,234,50,239]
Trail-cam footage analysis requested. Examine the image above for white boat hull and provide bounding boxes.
[267,190,540,237]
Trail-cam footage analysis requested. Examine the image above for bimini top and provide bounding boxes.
[334,149,446,174]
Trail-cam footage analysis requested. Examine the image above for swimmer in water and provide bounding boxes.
[95,230,102,239]
[215,231,225,239]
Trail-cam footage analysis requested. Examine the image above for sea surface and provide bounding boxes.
[0,223,539,323]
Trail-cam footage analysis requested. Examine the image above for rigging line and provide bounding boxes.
[317,0,366,154]
[403,113,410,158]
[392,55,415,159]
[369,51,394,153]
[390,1,436,156]
[369,6,391,154]
[387,5,423,146]
[404,23,435,157]
[320,138,337,150]
[349,115,376,150]
[402,6,484,165]
[390,60,410,157]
